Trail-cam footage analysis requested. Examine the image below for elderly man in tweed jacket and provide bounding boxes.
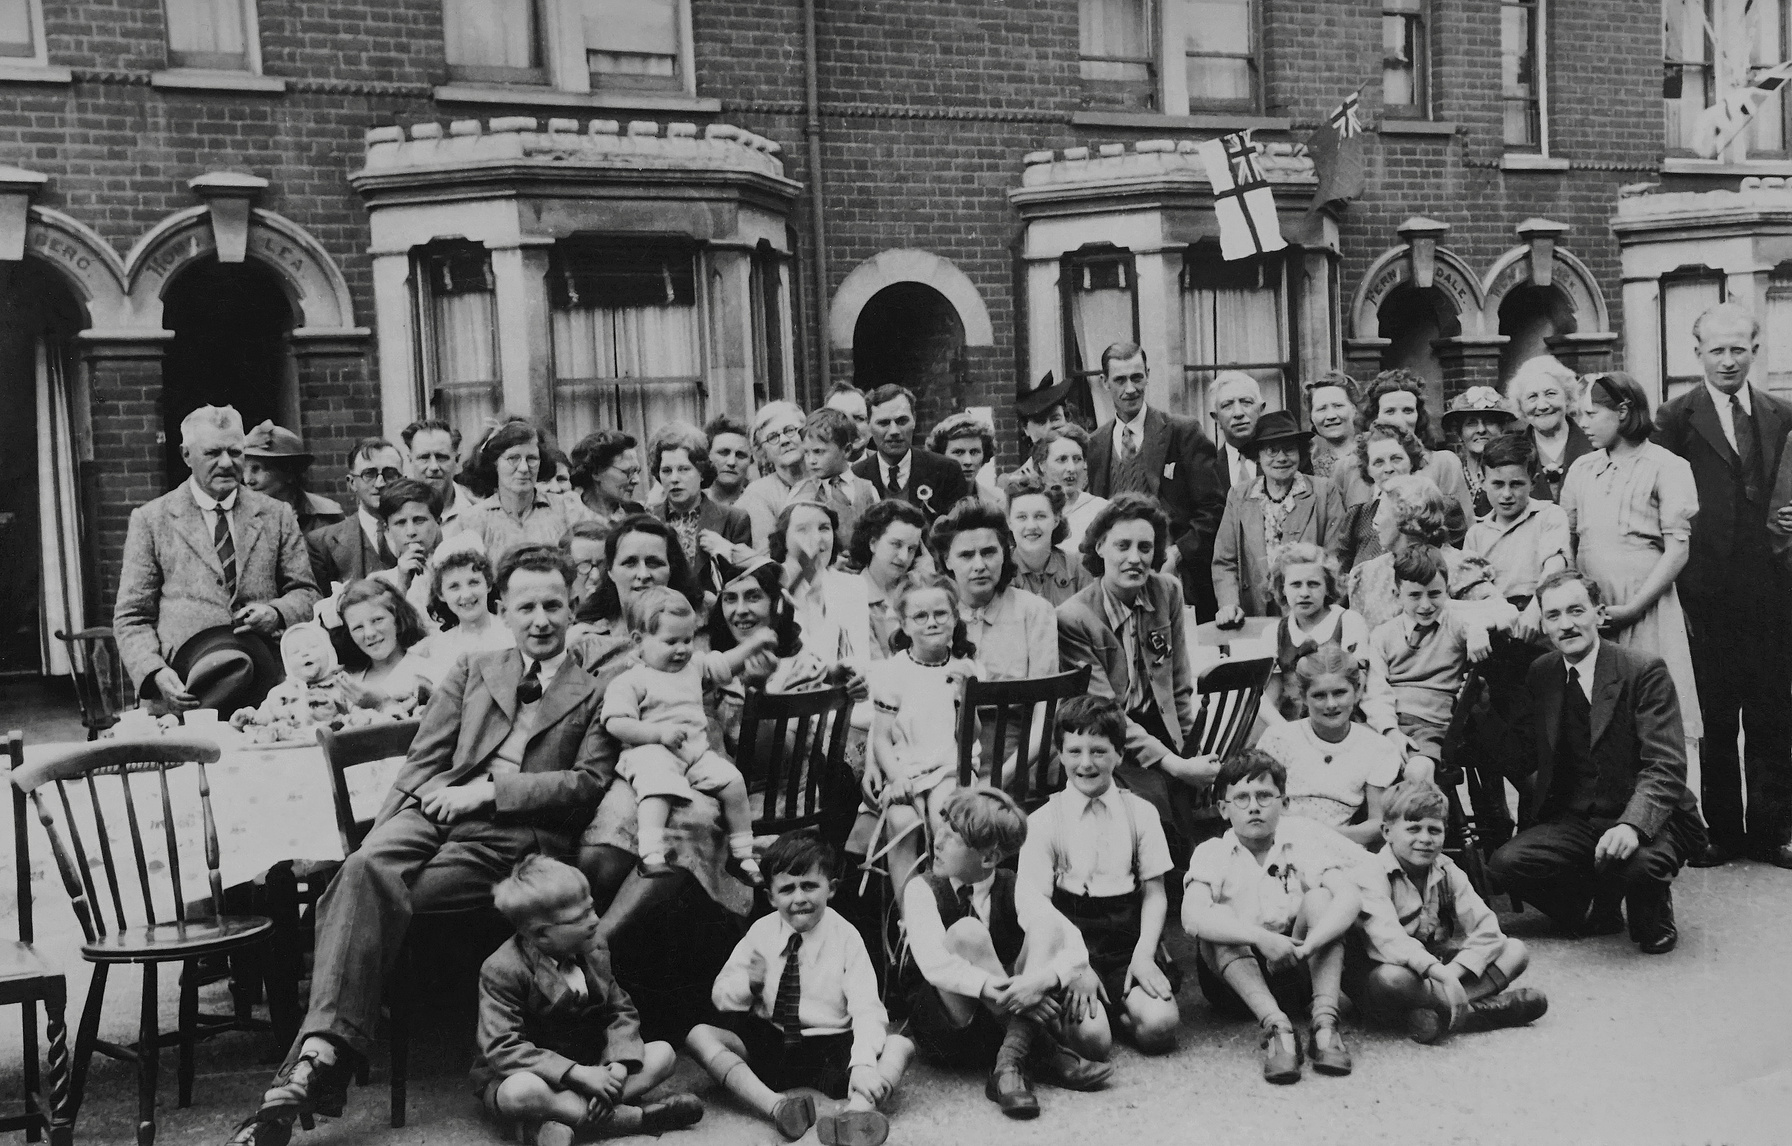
[113,405,318,709]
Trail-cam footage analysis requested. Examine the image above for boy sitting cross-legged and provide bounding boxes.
[1348,781,1549,1043]
[687,832,914,1145]
[1017,695,1181,1056]
[1182,751,1363,1084]
[901,785,1113,1120]
[474,856,702,1146]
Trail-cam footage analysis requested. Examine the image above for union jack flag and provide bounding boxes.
[1330,90,1362,139]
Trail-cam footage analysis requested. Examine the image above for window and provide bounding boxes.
[0,0,39,58]
[444,0,546,85]
[1665,0,1791,157]
[749,243,789,406]
[415,242,501,443]
[1181,0,1259,112]
[1501,0,1544,150]
[550,238,704,447]
[1080,0,1157,110]
[1181,244,1292,422]
[1060,246,1140,393]
[584,0,683,92]
[1660,267,1726,400]
[164,0,253,71]
[1382,0,1428,116]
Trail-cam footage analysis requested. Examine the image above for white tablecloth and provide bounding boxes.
[5,733,405,922]
[1187,610,1276,677]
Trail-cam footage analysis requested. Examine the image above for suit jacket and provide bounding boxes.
[1654,382,1792,611]
[852,448,969,523]
[1211,475,1348,615]
[1056,573,1195,767]
[307,514,394,592]
[113,484,319,691]
[471,935,645,1091]
[378,648,610,842]
[653,494,752,593]
[1519,642,1698,841]
[1085,408,1225,620]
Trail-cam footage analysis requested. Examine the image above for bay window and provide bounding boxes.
[415,242,501,444]
[1181,243,1293,420]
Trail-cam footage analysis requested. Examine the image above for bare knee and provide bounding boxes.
[1403,756,1436,786]
[943,916,993,958]
[494,1072,554,1112]
[636,1041,677,1089]
[1502,938,1530,977]
[1126,995,1181,1054]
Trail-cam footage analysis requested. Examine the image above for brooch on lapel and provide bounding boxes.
[1148,628,1170,660]
[915,484,934,505]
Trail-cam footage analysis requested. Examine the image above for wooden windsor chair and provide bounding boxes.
[52,629,132,741]
[953,665,1094,810]
[12,735,275,1146]
[734,685,858,847]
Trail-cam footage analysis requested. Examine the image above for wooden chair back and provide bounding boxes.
[1189,655,1273,760]
[10,736,227,945]
[7,732,30,946]
[317,721,421,855]
[734,686,856,846]
[954,666,1093,809]
[53,628,131,739]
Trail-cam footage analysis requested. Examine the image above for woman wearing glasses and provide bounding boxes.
[568,428,645,527]
[735,400,810,549]
[450,419,579,564]
[1560,371,1703,742]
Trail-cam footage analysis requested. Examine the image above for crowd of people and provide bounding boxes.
[102,304,1785,1146]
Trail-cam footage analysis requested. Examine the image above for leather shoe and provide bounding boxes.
[1637,893,1677,955]
[1451,987,1549,1033]
[1307,1024,1352,1076]
[770,1092,817,1141]
[256,1050,352,1129]
[1688,844,1738,868]
[1405,1005,1448,1045]
[1747,843,1792,870]
[817,1108,890,1146]
[1581,901,1625,937]
[1261,1024,1301,1084]
[985,1064,1039,1118]
[640,1094,705,1135]
[1030,1038,1113,1091]
[225,1114,293,1146]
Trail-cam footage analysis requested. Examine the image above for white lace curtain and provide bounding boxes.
[1182,253,1288,423]
[551,302,702,447]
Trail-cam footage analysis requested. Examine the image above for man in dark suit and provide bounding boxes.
[228,544,611,1146]
[1083,342,1225,620]
[1206,369,1263,494]
[1653,303,1792,869]
[1488,571,1705,955]
[852,383,968,524]
[305,437,405,591]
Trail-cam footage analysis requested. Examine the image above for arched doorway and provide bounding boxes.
[0,259,88,676]
[1497,284,1578,384]
[1376,284,1459,418]
[851,282,966,431]
[161,256,296,482]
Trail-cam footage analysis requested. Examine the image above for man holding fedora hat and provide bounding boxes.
[114,405,319,715]
[241,421,345,534]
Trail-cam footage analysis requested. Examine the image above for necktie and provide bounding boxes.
[955,883,975,920]
[1127,608,1150,711]
[213,505,237,601]
[377,519,396,566]
[1733,394,1761,500]
[1121,424,1138,462]
[1565,666,1585,712]
[772,932,804,1046]
[885,463,903,497]
[518,659,544,705]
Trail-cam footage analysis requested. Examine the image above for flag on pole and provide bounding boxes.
[1308,87,1367,207]
[1196,130,1286,260]
[1694,60,1792,157]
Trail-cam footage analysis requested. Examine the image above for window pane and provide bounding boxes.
[0,0,34,57]
[1662,276,1725,392]
[420,248,500,445]
[165,0,247,68]
[1766,272,1792,392]
[1184,0,1251,52]
[1187,55,1253,103]
[584,0,681,88]
[1183,0,1255,107]
[444,0,538,70]
[1501,1,1538,147]
[1749,0,1789,152]
[1383,13,1417,106]
[1062,256,1138,385]
[1182,251,1288,422]
[1080,0,1154,102]
[552,241,703,446]
[1082,0,1149,60]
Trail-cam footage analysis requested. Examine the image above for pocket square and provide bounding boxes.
[1163,463,1176,479]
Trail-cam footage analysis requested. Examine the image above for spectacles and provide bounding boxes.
[1227,792,1282,809]
[353,467,403,484]
[574,559,600,575]
[760,426,802,444]
[498,454,541,470]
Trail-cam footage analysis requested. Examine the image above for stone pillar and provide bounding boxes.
[708,246,756,423]
[369,252,418,439]
[488,239,555,430]
[80,331,173,615]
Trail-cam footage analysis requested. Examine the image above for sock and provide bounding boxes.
[728,831,756,858]
[601,1105,642,1136]
[1310,998,1340,1029]
[699,1044,780,1117]
[995,1016,1036,1071]
[1482,964,1512,994]
[638,826,667,862]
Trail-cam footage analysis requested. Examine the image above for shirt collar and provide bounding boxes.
[358,507,382,542]
[1563,638,1599,680]
[1114,409,1149,447]
[1100,579,1151,632]
[1378,845,1443,893]
[1246,473,1309,502]
[1706,380,1753,417]
[1484,498,1543,535]
[1400,613,1441,642]
[189,478,238,514]
[950,872,996,897]
[1076,784,1123,815]
[522,650,568,689]
[963,589,1006,625]
[883,452,911,482]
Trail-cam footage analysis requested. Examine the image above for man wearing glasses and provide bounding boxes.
[307,437,406,591]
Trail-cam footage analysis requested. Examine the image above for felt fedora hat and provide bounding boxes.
[242,420,314,465]
[1241,409,1314,458]
[1016,371,1077,419]
[169,625,284,716]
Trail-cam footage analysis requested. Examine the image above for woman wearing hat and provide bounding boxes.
[1445,386,1521,518]
[241,420,344,534]
[1212,410,1348,623]
[1006,370,1077,485]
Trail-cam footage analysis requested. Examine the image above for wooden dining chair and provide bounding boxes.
[734,686,858,847]
[12,735,275,1146]
[1182,654,1275,831]
[954,665,1093,811]
[52,628,131,741]
[0,732,74,1146]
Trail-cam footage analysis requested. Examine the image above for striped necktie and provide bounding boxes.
[213,505,237,601]
[772,932,804,1046]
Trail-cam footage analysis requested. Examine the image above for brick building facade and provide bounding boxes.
[1,0,1789,680]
